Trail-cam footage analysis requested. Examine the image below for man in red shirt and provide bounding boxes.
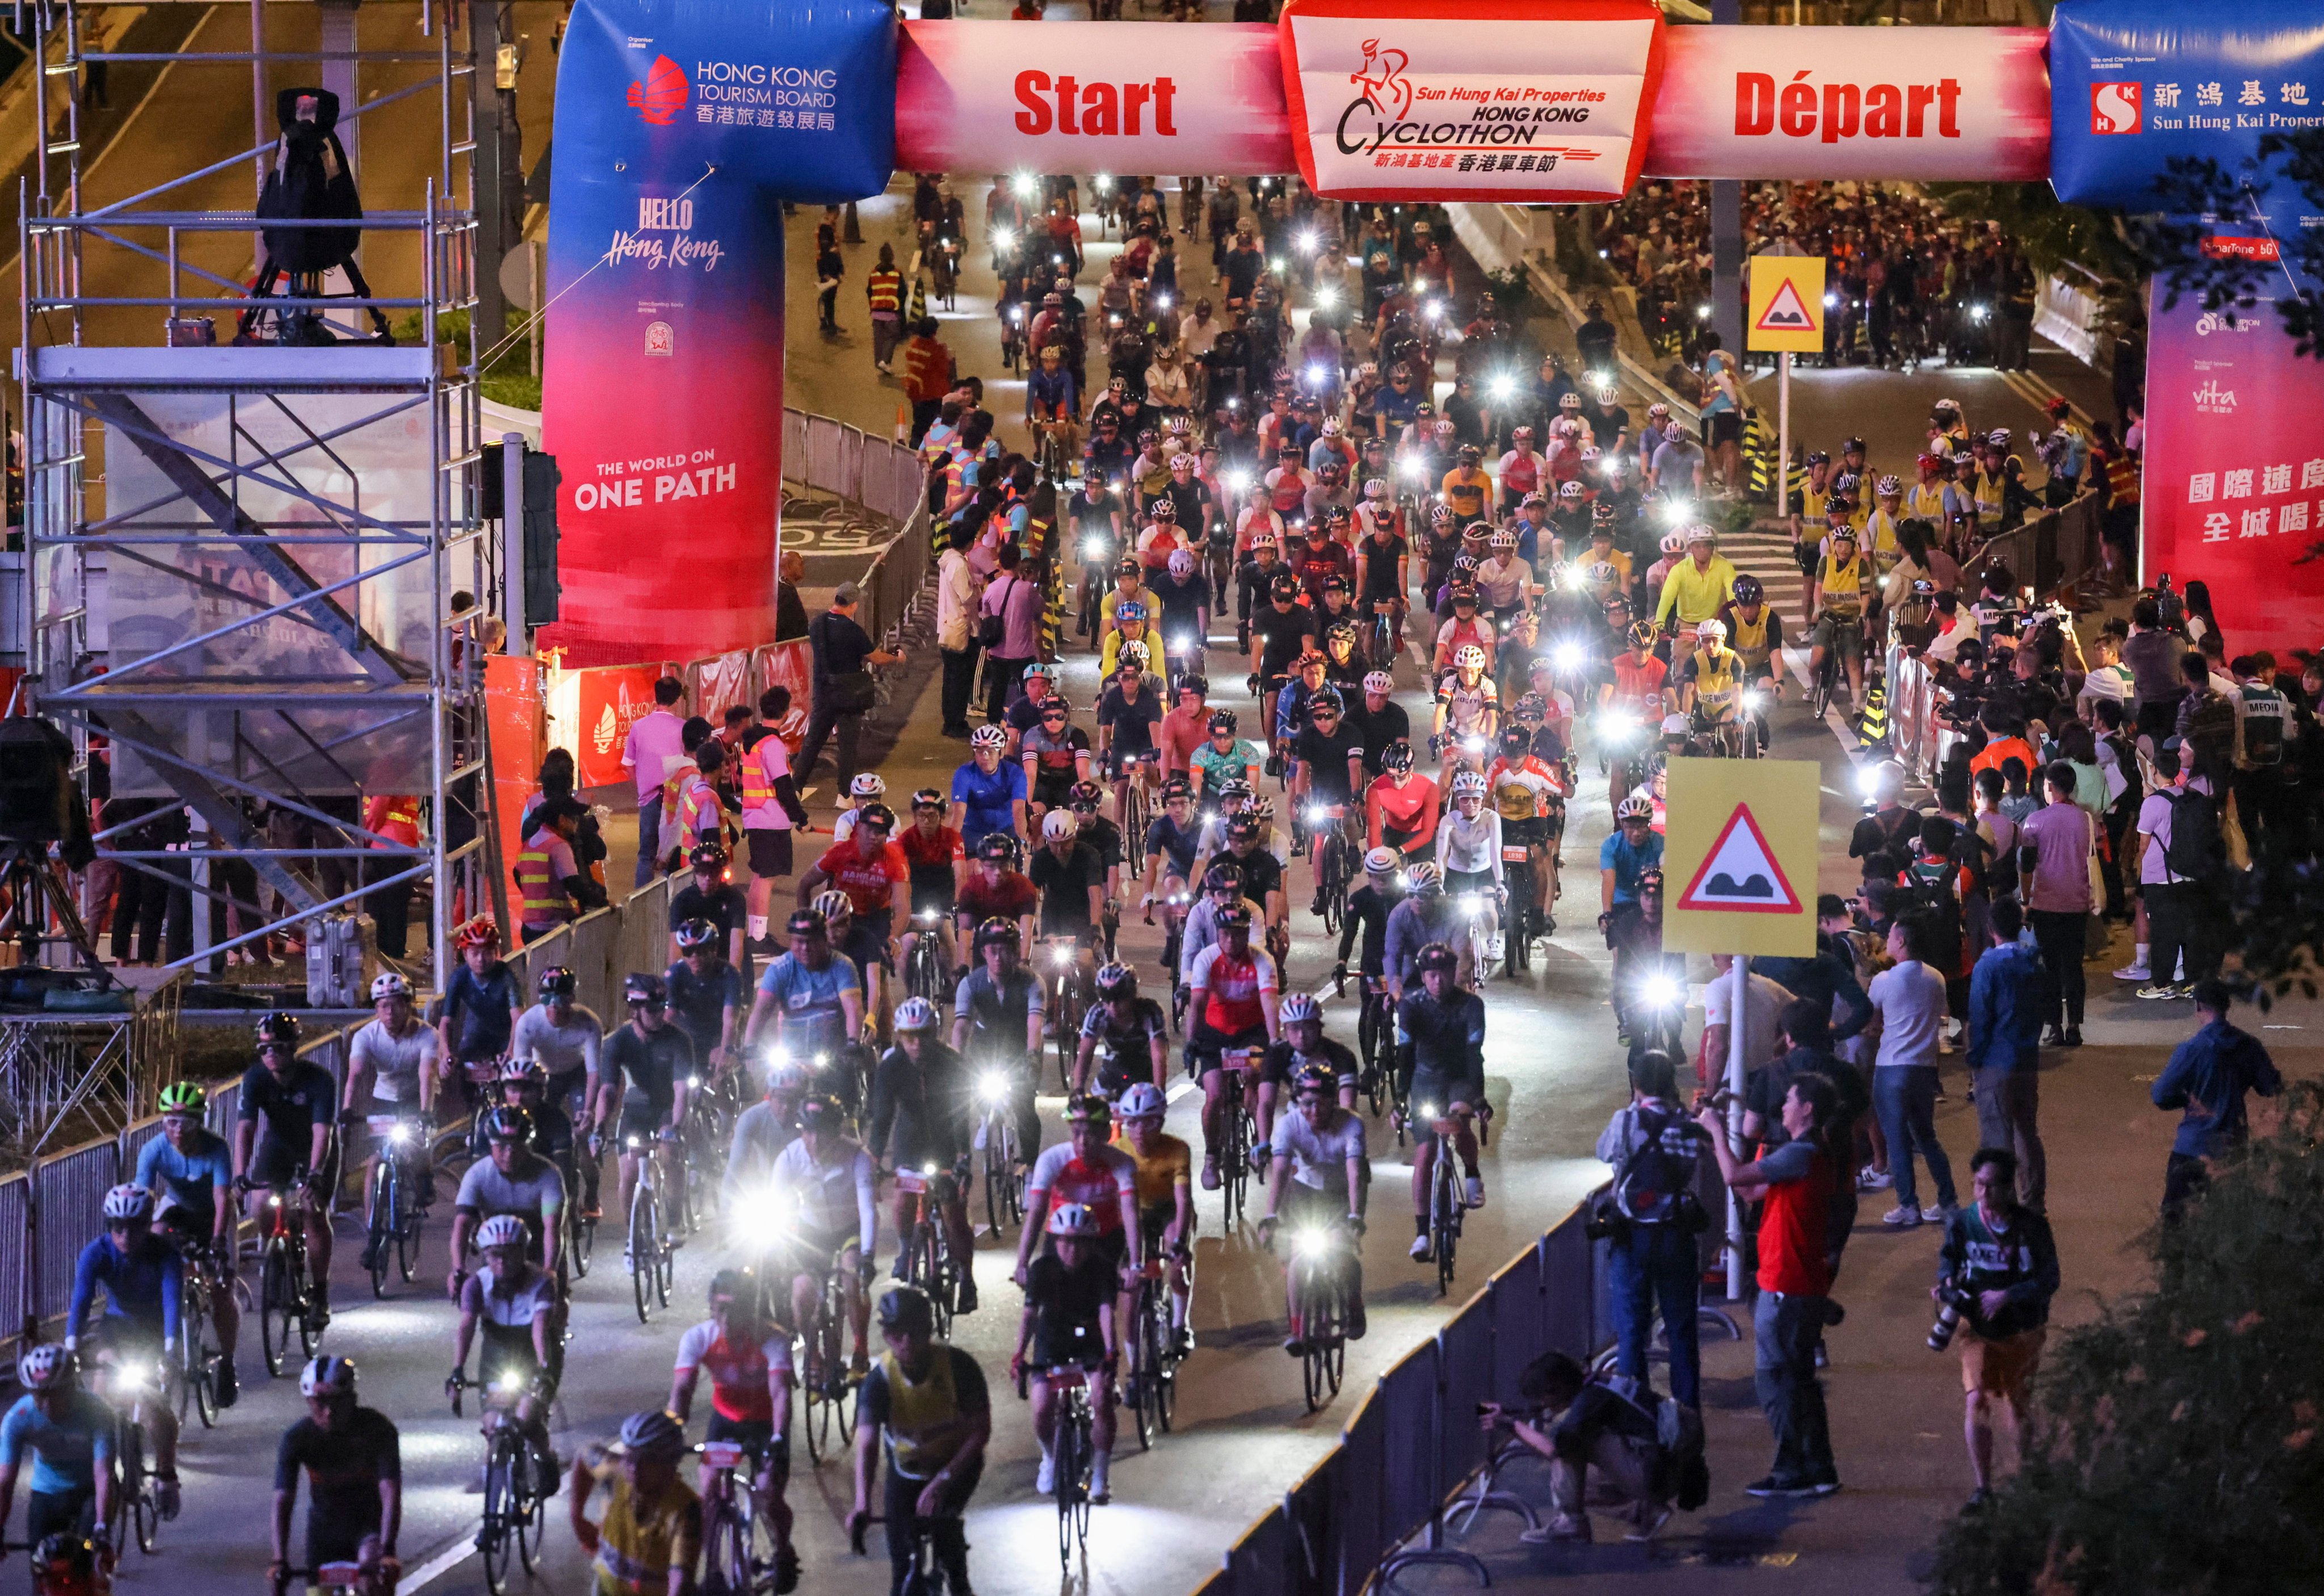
[800,803,909,1014]
[1697,1072,1842,1499]
[1158,678,1212,777]
[897,789,966,984]
[952,835,1038,952]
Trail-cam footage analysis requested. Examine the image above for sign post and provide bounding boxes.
[1748,254,1825,530]
[1661,758,1821,1300]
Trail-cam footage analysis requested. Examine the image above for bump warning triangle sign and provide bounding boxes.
[1675,801,1802,914]
[1747,255,1826,353]
[1753,279,1816,332]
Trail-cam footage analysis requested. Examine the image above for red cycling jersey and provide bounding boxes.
[1189,942,1278,1034]
[674,1320,793,1424]
[1366,771,1441,852]
[1609,654,1669,715]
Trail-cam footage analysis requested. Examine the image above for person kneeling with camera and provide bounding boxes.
[1931,1146,2058,1511]
[1478,1350,1699,1545]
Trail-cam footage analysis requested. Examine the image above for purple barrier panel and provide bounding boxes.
[31,1140,123,1322]
[1592,1227,1619,1355]
[1223,1504,1290,1594]
[0,1175,27,1342]
[1376,1339,1442,1549]
[1490,1241,1550,1405]
[1436,1299,1494,1497]
[1541,1207,1596,1359]
[1335,1384,1389,1594]
[1284,1447,1345,1596]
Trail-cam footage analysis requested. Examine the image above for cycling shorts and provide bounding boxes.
[838,914,893,977]
[908,870,957,918]
[1500,816,1550,850]
[782,1219,863,1277]
[1407,1069,1478,1148]
[1032,770,1078,811]
[705,1413,791,1477]
[1443,867,1495,901]
[250,1132,342,1204]
[1192,1021,1270,1073]
[1810,614,1866,658]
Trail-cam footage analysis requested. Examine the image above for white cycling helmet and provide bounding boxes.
[1042,809,1079,841]
[1168,549,1195,577]
[1363,477,1389,500]
[1696,619,1726,644]
[369,971,410,1002]
[1876,474,1903,496]
[18,1343,77,1392]
[1405,862,1443,892]
[1117,1082,1168,1120]
[1559,481,1587,501]
[1615,792,1654,821]
[1658,531,1686,555]
[475,1214,529,1252]
[813,888,854,921]
[850,773,887,798]
[102,1184,154,1224]
[970,724,1008,751]
[1684,523,1717,548]
[894,997,940,1032]
[1278,992,1321,1026]
[1489,529,1516,548]
[1361,670,1394,695]
[1451,770,1487,798]
[1453,645,1488,673]
[1363,845,1401,876]
[1660,713,1692,736]
[300,1354,358,1398]
[1046,1202,1099,1238]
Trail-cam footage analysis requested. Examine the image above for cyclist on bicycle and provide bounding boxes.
[950,726,1028,855]
[1397,943,1490,1258]
[435,915,524,1108]
[1264,991,1360,1122]
[1431,582,1496,677]
[1600,620,1671,809]
[1332,846,1406,1078]
[497,1056,578,1207]
[1676,618,1748,750]
[1718,573,1785,734]
[514,966,605,1211]
[1249,572,1319,728]
[1365,741,1440,862]
[1653,526,1737,678]
[1012,1203,1122,1505]
[1188,904,1282,1189]
[344,972,442,1248]
[1487,727,1565,935]
[66,1185,183,1518]
[137,1082,241,1405]
[1073,963,1169,1102]
[1110,1083,1195,1356]
[1096,660,1164,828]
[773,1095,878,1381]
[1151,549,1210,684]
[233,1011,340,1325]
[667,919,745,1091]
[1026,343,1081,468]
[274,1357,401,1596]
[1258,1063,1370,1353]
[868,999,979,1315]
[951,919,1046,1174]
[802,802,909,1025]
[568,1409,695,1596]
[893,789,966,992]
[1192,810,1289,959]
[1099,603,1161,682]
[1063,783,1125,955]
[1289,685,1367,913]
[1436,770,1507,963]
[1016,1095,1142,1328]
[603,974,695,1250]
[746,909,868,1066]
[0,1345,116,1557]
[450,1214,560,1500]
[1809,524,1871,713]
[1020,698,1095,831]
[1138,776,1205,942]
[449,1106,566,1296]
[847,1286,989,1596]
[1320,617,1367,695]
[669,1271,798,1595]
[1433,644,1499,777]
[1030,809,1106,989]
[1384,864,1475,1001]
[724,1061,809,1203]
[1188,710,1260,805]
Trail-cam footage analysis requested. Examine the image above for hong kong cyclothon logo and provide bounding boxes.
[628,54,688,124]
[2090,81,2140,136]
[1348,39,1412,120]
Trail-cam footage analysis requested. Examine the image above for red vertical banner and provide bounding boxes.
[557,662,675,789]
[2140,275,2324,658]
[761,641,814,754]
[485,654,547,906]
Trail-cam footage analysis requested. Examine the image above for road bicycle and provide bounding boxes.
[1457,886,1504,983]
[171,1241,228,1429]
[848,1515,947,1596]
[902,910,951,1007]
[1043,937,1089,1092]
[972,1070,1028,1237]
[1267,1216,1356,1413]
[1415,1102,1476,1297]
[361,1114,428,1297]
[1303,805,1356,936]
[1337,968,1394,1120]
[1019,1359,1096,1568]
[1499,841,1539,977]
[797,1243,862,1467]
[1125,1253,1184,1448]
[696,1435,793,1596]
[247,1172,323,1375]
[1367,598,1403,673]
[625,1129,684,1322]
[447,1371,551,1595]
[894,1164,964,1339]
[1216,1048,1262,1228]
[103,1356,168,1554]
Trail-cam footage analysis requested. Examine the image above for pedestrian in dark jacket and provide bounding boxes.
[2150,978,2283,1222]
[1936,1146,2059,1507]
[1966,898,2046,1211]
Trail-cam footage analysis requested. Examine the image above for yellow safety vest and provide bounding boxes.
[1729,606,1772,669]
[1905,483,1947,522]
[1691,648,1743,716]
[867,268,902,314]
[1818,556,1865,619]
[878,1349,974,1479]
[514,829,568,926]
[1794,484,1830,544]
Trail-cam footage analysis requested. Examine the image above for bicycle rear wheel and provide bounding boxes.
[186,1307,220,1429]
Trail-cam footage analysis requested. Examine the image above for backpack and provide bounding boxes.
[1603,1374,1709,1512]
[2183,691,2238,771]
[1900,858,1964,970]
[2163,787,2225,881]
[1613,1104,1700,1229]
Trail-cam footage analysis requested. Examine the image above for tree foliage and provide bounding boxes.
[2129,129,2324,361]
[1931,1083,2324,1596]
[1923,182,2141,283]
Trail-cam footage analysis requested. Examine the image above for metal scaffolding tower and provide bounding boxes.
[14,0,493,994]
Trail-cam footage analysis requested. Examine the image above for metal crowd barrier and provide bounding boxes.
[785,405,926,527]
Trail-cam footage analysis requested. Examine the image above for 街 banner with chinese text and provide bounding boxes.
[1278,0,1665,203]
[2140,276,2324,658]
[540,0,894,667]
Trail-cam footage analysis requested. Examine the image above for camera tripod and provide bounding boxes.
[0,837,113,979]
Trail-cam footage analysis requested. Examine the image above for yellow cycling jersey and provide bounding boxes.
[1793,484,1831,544]
[1490,765,1554,821]
[1818,555,1866,619]
[1440,468,1491,519]
[1728,606,1774,669]
[1688,647,1745,715]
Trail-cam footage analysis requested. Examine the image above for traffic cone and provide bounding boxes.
[895,402,910,446]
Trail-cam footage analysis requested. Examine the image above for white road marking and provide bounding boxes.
[396,1534,477,1595]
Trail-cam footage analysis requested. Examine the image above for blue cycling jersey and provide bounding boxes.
[951,761,1026,850]
[1599,830,1665,904]
[756,952,863,1056]
[0,1390,116,1497]
[1142,814,1204,881]
[135,1131,234,1223]
[1396,988,1487,1100]
[66,1233,182,1346]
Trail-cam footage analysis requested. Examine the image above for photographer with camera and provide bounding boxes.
[1592,1051,1709,1409]
[1931,1146,2058,1509]
[1477,1349,1697,1545]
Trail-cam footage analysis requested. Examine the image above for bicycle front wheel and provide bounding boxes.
[367,1164,395,1299]
[630,1184,658,1323]
[259,1241,293,1375]
[481,1447,517,1594]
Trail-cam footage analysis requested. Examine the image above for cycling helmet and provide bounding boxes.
[1663,421,1687,441]
[455,914,501,950]
[1175,674,1209,700]
[482,1106,533,1146]
[1451,556,1480,576]
[1637,866,1665,896]
[1022,662,1054,684]
[1041,809,1079,841]
[1915,452,1944,473]
[1616,793,1654,821]
[1116,556,1142,577]
[1580,447,1603,464]
[1499,727,1529,757]
[1119,640,1152,670]
[498,1056,547,1086]
[1036,694,1070,720]
[369,971,410,1002]
[1291,1062,1335,1098]
[974,915,1021,950]
[876,1284,935,1337]
[784,907,829,942]
[1363,846,1400,877]
[1326,508,1353,530]
[534,967,578,1003]
[1270,573,1302,599]
[1559,481,1586,500]
[708,1269,757,1309]
[1830,525,1859,546]
[894,997,940,1032]
[1117,1082,1168,1120]
[1361,670,1394,696]
[1045,1202,1099,1238]
[1430,504,1455,527]
[1161,775,1195,802]
[1150,500,1178,524]
[1434,418,1456,435]
[1382,741,1415,773]
[1515,692,1547,719]
[1489,529,1517,549]
[1218,776,1254,801]
[102,1184,153,1224]
[767,1061,810,1094]
[1214,901,1254,929]
[1203,862,1246,892]
[1225,812,1263,843]
[1065,1093,1113,1127]
[1167,548,1195,577]
[855,801,896,834]
[18,1343,77,1392]
[1658,531,1686,556]
[691,841,729,872]
[300,1355,358,1399]
[1451,770,1487,799]
[625,969,670,1005]
[1208,709,1238,736]
[1457,444,1482,465]
[619,1409,687,1459]
[1278,992,1321,1026]
[1732,575,1764,605]
[1310,686,1346,717]
[1986,428,2012,447]
[158,1082,208,1116]
[1684,524,1717,548]
[256,1011,301,1050]
[813,889,854,922]
[1453,645,1488,673]
[974,831,1016,863]
[475,1214,529,1252]
[1806,449,1831,467]
[1696,618,1726,644]
[1406,862,1443,894]
[1646,402,1670,418]
[674,917,720,953]
[970,724,1008,751]
[1591,503,1616,527]
[1876,474,1902,497]
[1068,779,1106,810]
[1660,713,1692,736]
[1415,942,1459,975]
[1094,962,1137,999]
[1843,436,1867,455]
[797,1094,844,1133]
[1363,477,1389,500]
[1627,619,1658,649]
[1119,599,1150,623]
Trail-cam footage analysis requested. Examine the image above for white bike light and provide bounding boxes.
[1642,973,1683,1010]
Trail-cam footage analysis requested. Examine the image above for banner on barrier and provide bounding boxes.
[2049,0,2324,214]
[1277,0,1665,203]
[552,662,675,791]
[2139,275,2324,659]
[762,640,815,754]
[486,655,547,910]
[896,21,1294,176]
[1643,24,2049,182]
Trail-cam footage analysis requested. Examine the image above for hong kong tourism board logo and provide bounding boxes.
[629,54,688,125]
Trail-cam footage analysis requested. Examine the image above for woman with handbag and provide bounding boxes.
[979,543,1044,724]
[795,581,903,801]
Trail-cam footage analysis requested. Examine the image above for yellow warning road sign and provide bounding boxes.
[1662,758,1821,957]
[1747,255,1826,354]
